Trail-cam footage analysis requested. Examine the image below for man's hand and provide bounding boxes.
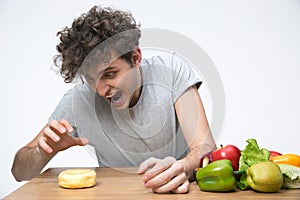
[137,157,189,194]
[37,119,89,155]
[12,119,89,181]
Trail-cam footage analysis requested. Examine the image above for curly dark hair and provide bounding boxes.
[54,6,141,83]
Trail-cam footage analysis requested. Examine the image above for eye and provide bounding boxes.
[103,71,116,78]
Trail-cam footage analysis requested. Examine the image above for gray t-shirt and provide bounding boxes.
[49,52,201,167]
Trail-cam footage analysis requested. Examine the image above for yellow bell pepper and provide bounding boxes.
[270,154,300,168]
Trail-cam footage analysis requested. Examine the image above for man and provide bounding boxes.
[11,6,216,194]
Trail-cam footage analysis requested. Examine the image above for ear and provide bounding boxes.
[132,47,142,68]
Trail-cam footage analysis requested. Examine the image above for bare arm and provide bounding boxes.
[11,125,55,181]
[137,86,216,193]
[175,85,217,180]
[11,120,88,181]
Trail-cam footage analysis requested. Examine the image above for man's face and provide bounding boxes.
[84,57,142,110]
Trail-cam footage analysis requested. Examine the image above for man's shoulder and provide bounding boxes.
[141,51,190,70]
[61,83,95,101]
[72,82,92,92]
[141,51,174,66]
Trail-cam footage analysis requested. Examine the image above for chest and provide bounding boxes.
[94,84,178,153]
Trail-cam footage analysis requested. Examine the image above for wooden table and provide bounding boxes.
[4,167,300,199]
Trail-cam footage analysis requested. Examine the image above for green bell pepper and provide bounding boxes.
[196,159,237,192]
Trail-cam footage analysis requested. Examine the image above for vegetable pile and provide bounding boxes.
[195,138,300,193]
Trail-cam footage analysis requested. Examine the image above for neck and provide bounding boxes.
[129,68,143,108]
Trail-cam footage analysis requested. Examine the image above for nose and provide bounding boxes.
[96,81,111,97]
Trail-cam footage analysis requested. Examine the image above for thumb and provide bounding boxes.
[74,137,89,146]
[137,157,158,174]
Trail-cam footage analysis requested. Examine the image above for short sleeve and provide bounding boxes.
[171,53,202,103]
[48,88,78,137]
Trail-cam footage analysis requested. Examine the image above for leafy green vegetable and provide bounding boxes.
[236,138,270,190]
[278,164,300,189]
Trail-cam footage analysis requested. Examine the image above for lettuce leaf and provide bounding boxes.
[278,164,300,189]
[236,138,270,190]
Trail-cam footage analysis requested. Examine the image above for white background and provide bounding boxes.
[1,0,300,198]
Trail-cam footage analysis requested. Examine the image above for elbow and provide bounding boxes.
[11,165,24,182]
[11,158,31,182]
[11,166,32,182]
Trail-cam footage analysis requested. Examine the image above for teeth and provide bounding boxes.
[106,90,116,98]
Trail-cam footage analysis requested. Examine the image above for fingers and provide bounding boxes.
[50,119,72,134]
[171,179,189,194]
[44,126,60,142]
[38,119,80,154]
[38,137,53,154]
[142,160,189,194]
[74,137,89,146]
[137,157,158,174]
[39,125,61,154]
[47,119,74,140]
[144,161,183,188]
[142,157,176,182]
[41,120,70,144]
[152,173,189,194]
[60,119,74,133]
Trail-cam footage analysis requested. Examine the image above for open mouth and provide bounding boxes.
[111,90,122,102]
[106,90,116,99]
[106,89,124,107]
